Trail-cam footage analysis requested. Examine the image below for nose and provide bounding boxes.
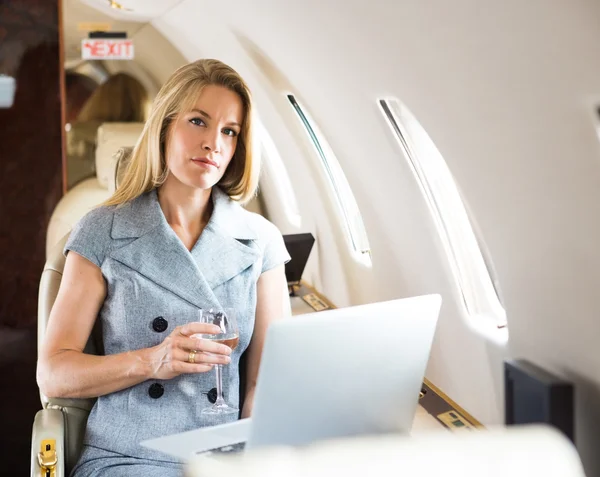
[201,128,220,153]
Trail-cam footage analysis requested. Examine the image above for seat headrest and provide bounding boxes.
[96,122,144,189]
[109,147,133,194]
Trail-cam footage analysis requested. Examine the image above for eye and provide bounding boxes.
[222,128,238,137]
[189,117,205,127]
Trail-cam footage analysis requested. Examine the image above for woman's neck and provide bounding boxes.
[157,179,213,233]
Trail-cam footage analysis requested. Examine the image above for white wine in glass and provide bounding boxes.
[197,308,239,416]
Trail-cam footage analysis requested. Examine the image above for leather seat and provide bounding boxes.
[32,233,102,477]
[32,124,143,477]
[46,122,144,258]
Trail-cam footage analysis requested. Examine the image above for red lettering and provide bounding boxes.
[107,41,118,56]
[98,42,108,56]
[83,39,133,59]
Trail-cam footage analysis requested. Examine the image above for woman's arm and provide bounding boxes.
[242,264,291,418]
[37,252,230,399]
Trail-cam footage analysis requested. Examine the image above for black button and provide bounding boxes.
[148,383,164,399]
[207,388,217,403]
[152,316,168,333]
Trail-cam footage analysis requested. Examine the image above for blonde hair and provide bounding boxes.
[103,59,259,207]
[77,72,148,123]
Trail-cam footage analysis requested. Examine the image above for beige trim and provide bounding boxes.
[424,378,484,428]
[299,280,337,309]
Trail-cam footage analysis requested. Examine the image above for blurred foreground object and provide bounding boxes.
[186,425,586,477]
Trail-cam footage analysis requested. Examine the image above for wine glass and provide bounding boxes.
[197,308,240,415]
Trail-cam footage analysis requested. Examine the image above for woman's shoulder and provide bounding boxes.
[64,204,117,268]
[238,210,291,272]
[69,203,120,241]
[76,204,117,228]
[241,209,283,244]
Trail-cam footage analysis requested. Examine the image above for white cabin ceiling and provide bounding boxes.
[78,0,184,22]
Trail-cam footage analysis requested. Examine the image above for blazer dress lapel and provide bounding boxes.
[192,187,260,291]
[108,188,260,309]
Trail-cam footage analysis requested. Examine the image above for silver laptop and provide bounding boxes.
[141,293,442,459]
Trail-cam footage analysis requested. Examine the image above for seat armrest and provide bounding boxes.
[38,402,92,474]
[31,408,65,477]
[44,397,95,413]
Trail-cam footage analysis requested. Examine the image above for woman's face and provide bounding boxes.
[164,84,243,191]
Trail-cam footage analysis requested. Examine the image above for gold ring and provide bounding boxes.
[188,350,197,364]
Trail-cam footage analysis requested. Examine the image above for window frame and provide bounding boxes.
[379,98,506,327]
[287,94,371,263]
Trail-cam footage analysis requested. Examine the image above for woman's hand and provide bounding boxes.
[144,322,232,380]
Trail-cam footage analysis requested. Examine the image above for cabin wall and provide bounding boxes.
[153,1,600,474]
[0,0,64,328]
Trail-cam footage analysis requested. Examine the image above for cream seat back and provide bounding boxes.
[94,122,144,193]
[45,122,144,258]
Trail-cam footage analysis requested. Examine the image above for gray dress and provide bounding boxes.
[66,187,291,476]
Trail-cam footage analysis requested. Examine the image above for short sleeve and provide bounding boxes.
[64,207,113,268]
[261,223,291,274]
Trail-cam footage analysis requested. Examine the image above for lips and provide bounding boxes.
[191,157,218,168]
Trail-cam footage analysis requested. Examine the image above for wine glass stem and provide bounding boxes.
[215,364,226,405]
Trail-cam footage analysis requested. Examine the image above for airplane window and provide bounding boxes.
[379,98,506,327]
[287,94,371,262]
[256,119,302,227]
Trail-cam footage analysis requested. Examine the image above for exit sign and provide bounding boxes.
[81,39,134,60]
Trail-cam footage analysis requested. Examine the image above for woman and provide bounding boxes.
[37,59,291,476]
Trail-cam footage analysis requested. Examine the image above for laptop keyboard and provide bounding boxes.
[195,441,247,456]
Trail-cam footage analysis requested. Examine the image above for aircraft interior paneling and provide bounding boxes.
[1,0,598,475]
